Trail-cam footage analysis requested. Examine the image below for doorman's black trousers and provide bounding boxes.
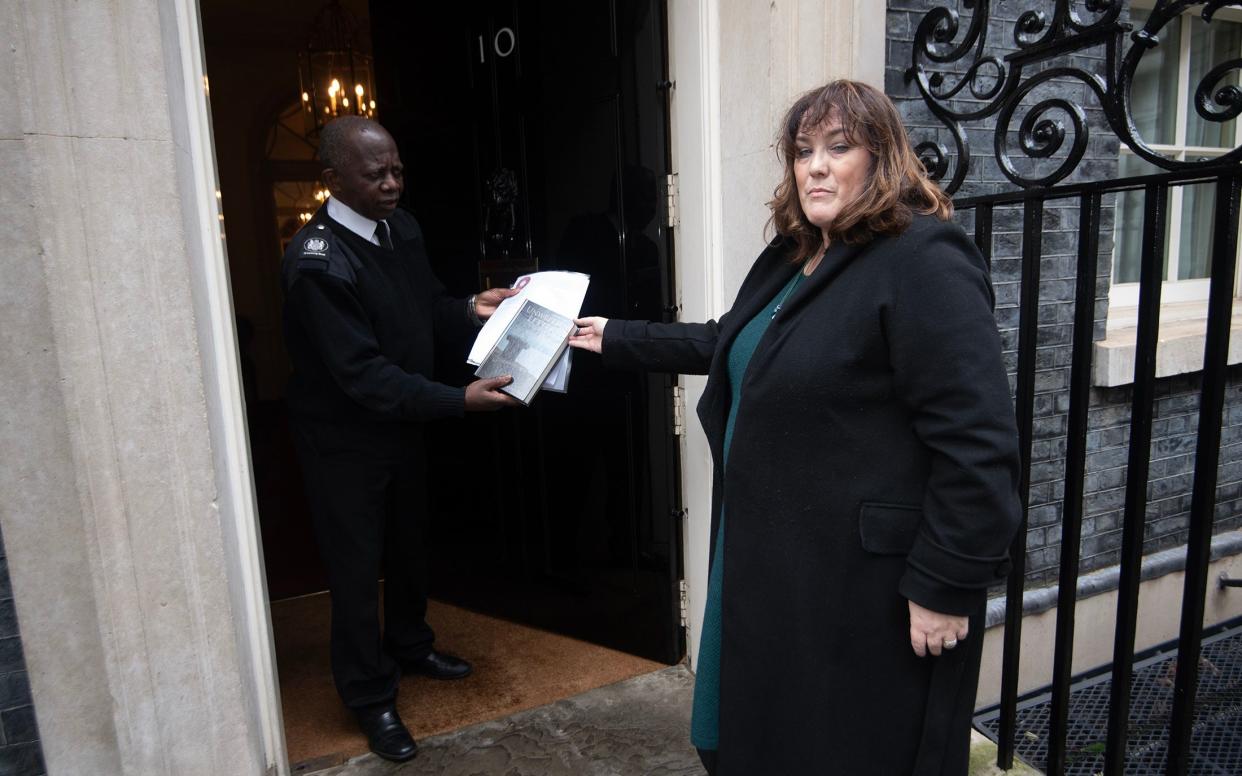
[291,418,435,709]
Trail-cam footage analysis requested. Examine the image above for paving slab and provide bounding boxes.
[306,665,1043,775]
[307,666,705,776]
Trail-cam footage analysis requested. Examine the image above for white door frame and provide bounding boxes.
[666,0,726,668]
[165,0,289,771]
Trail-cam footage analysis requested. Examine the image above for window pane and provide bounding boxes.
[1131,14,1181,146]
[1114,154,1172,284]
[272,180,328,255]
[1186,16,1242,148]
[1178,179,1218,279]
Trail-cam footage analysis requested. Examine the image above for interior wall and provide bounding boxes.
[201,0,368,401]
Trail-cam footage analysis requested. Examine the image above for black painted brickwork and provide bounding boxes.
[886,0,1242,586]
[0,527,44,776]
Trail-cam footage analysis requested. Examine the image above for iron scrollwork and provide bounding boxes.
[907,0,1242,193]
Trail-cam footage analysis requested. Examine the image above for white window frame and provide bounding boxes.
[1095,2,1242,386]
[1109,2,1242,308]
[1097,2,1242,384]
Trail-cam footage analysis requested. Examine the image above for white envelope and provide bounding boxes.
[468,271,591,392]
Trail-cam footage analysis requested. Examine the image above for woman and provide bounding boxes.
[569,80,1021,775]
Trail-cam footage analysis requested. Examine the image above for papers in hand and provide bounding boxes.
[468,271,590,394]
[474,300,576,406]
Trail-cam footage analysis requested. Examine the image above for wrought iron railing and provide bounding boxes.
[904,2,1242,774]
[907,0,1242,193]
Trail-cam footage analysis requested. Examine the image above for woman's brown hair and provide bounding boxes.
[768,80,953,261]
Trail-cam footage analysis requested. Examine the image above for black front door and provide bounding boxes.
[371,0,683,664]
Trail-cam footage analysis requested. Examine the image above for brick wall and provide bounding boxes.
[0,526,44,776]
[886,0,1242,586]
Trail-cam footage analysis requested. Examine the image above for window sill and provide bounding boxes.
[1092,301,1242,387]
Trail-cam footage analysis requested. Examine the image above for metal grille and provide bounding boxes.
[975,620,1242,775]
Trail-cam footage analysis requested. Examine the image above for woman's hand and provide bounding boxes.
[474,287,519,320]
[568,316,609,354]
[908,600,968,657]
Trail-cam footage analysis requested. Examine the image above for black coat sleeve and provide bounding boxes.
[887,221,1022,615]
[600,318,720,375]
[432,288,481,366]
[596,237,792,375]
[287,273,466,420]
[434,292,478,336]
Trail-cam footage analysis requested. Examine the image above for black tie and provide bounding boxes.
[376,221,393,250]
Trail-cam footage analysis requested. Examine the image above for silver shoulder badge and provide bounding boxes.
[302,236,329,256]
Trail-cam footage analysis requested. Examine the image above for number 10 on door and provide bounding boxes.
[478,27,516,63]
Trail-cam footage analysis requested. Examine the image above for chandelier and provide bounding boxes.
[299,187,332,224]
[297,0,377,133]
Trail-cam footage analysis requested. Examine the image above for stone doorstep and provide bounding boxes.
[304,665,703,775]
[293,752,349,774]
[302,666,1042,775]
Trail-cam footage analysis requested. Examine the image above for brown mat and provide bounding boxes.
[273,593,663,766]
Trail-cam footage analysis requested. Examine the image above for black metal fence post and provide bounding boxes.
[1046,192,1103,775]
[1102,181,1169,774]
[997,197,1043,770]
[1164,173,1242,776]
[975,203,994,270]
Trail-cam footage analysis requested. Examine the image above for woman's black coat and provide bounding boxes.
[602,215,1022,775]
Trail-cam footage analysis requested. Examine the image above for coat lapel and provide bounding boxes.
[717,263,800,345]
[739,239,871,388]
[696,238,872,463]
[773,239,870,322]
[696,249,799,461]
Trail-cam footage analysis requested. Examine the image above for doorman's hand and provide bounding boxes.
[465,376,522,411]
[474,287,520,320]
[568,316,609,354]
[908,600,969,657]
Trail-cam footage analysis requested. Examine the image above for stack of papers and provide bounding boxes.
[467,271,591,393]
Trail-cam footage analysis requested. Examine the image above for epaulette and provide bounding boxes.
[295,223,334,273]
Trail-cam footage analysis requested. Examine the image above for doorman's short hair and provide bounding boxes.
[319,116,384,172]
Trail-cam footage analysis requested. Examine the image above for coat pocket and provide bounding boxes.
[858,502,923,555]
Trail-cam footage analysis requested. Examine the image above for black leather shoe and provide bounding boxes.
[354,704,418,763]
[404,650,473,680]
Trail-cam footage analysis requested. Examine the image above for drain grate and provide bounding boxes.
[974,619,1242,775]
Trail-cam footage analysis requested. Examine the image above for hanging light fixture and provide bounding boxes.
[297,0,378,133]
[298,188,332,223]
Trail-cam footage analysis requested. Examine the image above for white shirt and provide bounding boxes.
[326,196,388,246]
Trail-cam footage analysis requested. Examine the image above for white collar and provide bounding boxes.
[327,196,385,245]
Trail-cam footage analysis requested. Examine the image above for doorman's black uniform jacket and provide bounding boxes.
[282,206,477,429]
[280,205,479,708]
[601,215,1022,775]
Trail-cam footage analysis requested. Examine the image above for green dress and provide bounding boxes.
[690,267,804,750]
